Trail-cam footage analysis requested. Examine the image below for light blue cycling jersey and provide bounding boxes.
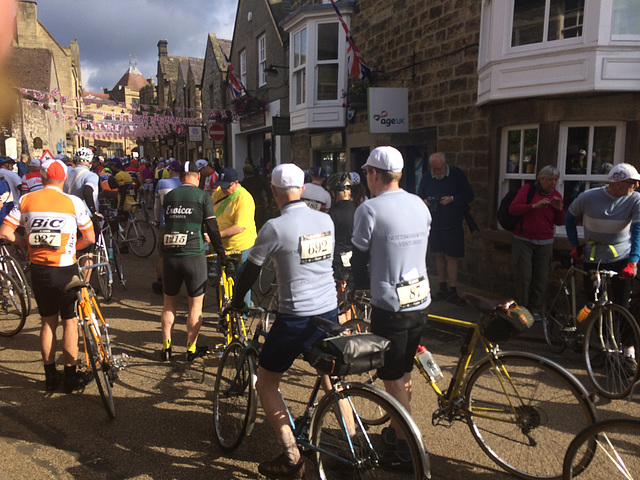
[568,186,640,262]
[352,188,432,312]
[64,165,99,211]
[155,176,182,227]
[248,199,337,316]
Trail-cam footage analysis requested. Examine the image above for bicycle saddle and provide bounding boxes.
[462,292,515,314]
[63,275,87,292]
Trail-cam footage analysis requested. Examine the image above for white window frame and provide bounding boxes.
[509,0,585,52]
[499,124,540,194]
[239,49,247,91]
[315,21,340,102]
[258,35,266,87]
[292,27,307,107]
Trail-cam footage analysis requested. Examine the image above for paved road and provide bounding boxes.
[0,251,638,479]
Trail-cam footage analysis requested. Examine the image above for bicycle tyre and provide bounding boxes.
[583,303,640,399]
[542,280,571,353]
[562,418,640,480]
[0,270,27,336]
[95,237,112,301]
[83,320,116,418]
[310,381,429,480]
[257,255,275,295]
[1,255,31,317]
[8,243,29,273]
[213,340,257,453]
[465,352,596,480]
[111,237,126,290]
[126,219,156,258]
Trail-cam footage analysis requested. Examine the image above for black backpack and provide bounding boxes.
[497,183,535,232]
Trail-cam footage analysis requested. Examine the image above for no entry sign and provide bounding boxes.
[209,124,225,141]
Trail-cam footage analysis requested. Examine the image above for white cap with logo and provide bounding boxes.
[608,163,640,182]
[362,146,404,173]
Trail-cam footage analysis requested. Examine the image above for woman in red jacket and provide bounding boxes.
[509,165,565,320]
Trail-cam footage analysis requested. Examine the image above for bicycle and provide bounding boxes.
[131,188,150,223]
[0,269,27,336]
[208,252,249,356]
[543,258,640,399]
[562,418,640,479]
[355,293,597,480]
[64,255,128,418]
[104,206,156,258]
[0,240,32,316]
[98,211,126,291]
[213,310,430,479]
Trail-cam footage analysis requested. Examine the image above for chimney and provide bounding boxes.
[158,40,168,58]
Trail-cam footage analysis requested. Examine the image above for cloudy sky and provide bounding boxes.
[36,0,238,93]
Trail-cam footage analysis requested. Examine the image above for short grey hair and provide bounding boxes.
[273,186,302,196]
[537,165,560,181]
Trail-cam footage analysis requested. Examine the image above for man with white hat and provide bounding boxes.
[351,146,431,463]
[566,163,640,311]
[227,163,337,479]
[0,159,95,393]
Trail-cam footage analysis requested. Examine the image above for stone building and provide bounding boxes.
[156,40,204,160]
[228,0,292,173]
[235,0,640,295]
[4,0,83,158]
[174,57,204,163]
[82,62,150,158]
[201,34,232,166]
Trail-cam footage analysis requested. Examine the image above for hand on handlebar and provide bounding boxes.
[221,301,250,318]
[570,245,584,260]
[620,262,637,279]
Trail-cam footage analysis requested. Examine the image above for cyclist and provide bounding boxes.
[21,158,43,194]
[352,146,431,462]
[0,159,95,393]
[212,167,257,305]
[64,147,101,281]
[566,162,640,372]
[228,163,337,479]
[301,166,331,212]
[327,172,355,281]
[159,160,225,362]
[151,160,182,295]
[97,165,118,209]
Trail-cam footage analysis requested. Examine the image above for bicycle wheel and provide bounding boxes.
[126,219,156,258]
[0,270,27,336]
[563,418,640,480]
[310,381,429,480]
[465,352,596,480]
[213,340,257,453]
[542,280,571,353]
[583,303,640,399]
[257,255,275,295]
[82,319,115,418]
[1,255,31,317]
[111,238,126,289]
[94,237,112,301]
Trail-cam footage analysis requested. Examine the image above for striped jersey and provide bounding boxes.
[3,185,93,267]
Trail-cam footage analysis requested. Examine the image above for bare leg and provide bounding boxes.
[256,366,300,463]
[435,252,447,285]
[40,315,59,365]
[60,317,79,366]
[445,255,458,288]
[186,293,204,345]
[161,293,179,342]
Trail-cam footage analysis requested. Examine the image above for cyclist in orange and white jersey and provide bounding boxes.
[0,159,95,393]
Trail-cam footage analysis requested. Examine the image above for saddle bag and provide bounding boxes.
[309,332,390,376]
[479,304,534,343]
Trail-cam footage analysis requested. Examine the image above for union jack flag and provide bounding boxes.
[329,0,370,80]
[220,46,246,100]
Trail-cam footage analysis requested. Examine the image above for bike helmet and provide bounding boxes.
[74,147,93,163]
[326,172,352,191]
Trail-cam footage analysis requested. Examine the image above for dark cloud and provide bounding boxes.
[36,0,238,92]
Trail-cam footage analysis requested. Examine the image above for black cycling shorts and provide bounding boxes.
[162,255,208,297]
[370,306,427,381]
[30,263,78,319]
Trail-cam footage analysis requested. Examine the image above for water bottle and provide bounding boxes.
[577,303,594,323]
[107,246,114,261]
[416,345,443,380]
